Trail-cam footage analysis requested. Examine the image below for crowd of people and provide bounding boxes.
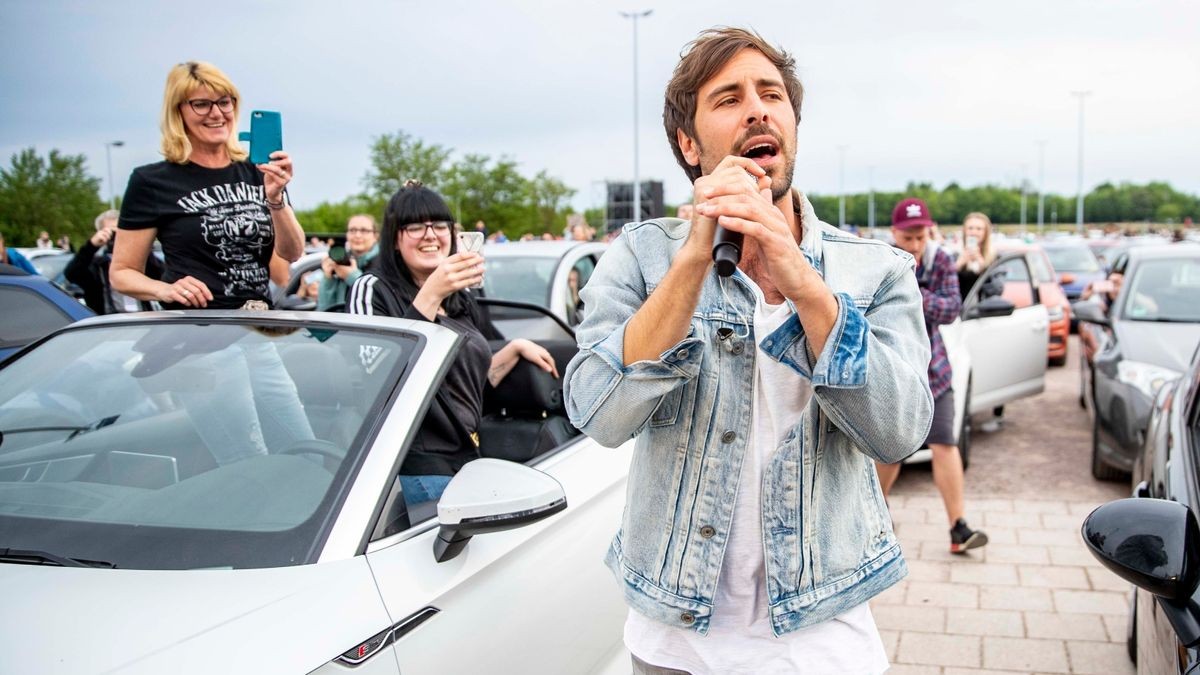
[3,28,1195,675]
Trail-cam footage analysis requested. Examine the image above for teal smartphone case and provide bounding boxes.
[238,110,283,165]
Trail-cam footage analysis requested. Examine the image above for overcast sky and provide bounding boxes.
[1,0,1197,215]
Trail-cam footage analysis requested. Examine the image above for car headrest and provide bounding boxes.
[279,343,354,408]
[485,357,563,418]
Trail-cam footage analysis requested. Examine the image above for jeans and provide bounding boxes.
[177,343,315,466]
[401,474,452,509]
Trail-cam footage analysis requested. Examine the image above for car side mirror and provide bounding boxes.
[432,458,567,562]
[1084,498,1200,646]
[1072,301,1110,327]
[963,296,1015,320]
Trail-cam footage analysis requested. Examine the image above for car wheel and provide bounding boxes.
[959,381,971,471]
[1091,413,1124,481]
[1126,588,1137,664]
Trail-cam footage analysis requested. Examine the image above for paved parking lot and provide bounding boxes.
[879,336,1133,674]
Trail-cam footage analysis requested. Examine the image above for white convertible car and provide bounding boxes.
[0,310,631,674]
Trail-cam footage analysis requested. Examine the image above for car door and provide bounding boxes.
[959,255,1049,413]
[363,410,632,671]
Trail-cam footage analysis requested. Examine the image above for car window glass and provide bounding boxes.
[0,286,73,348]
[1045,246,1100,273]
[484,256,558,308]
[0,322,418,570]
[1121,258,1200,322]
[1028,252,1056,284]
[989,258,1035,308]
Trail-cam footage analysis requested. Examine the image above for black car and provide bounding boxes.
[1075,245,1200,480]
[1083,343,1200,672]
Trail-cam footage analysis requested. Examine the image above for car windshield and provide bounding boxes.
[1120,258,1200,322]
[484,256,559,308]
[1044,246,1100,273]
[0,320,417,569]
[31,254,72,280]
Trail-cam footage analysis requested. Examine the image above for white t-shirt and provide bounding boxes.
[625,290,889,675]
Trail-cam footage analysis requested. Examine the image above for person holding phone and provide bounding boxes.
[955,211,996,300]
[348,180,557,507]
[110,61,305,309]
[317,214,379,311]
[65,209,165,314]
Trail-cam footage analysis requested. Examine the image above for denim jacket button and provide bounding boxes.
[721,430,736,443]
[675,349,689,359]
[699,525,716,538]
[731,343,744,355]
[680,612,695,625]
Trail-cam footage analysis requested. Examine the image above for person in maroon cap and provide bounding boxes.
[876,197,988,553]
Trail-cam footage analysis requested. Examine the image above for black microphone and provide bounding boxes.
[712,226,743,277]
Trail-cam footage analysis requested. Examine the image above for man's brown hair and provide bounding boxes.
[663,27,804,183]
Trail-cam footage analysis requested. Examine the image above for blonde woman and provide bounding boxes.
[955,211,996,300]
[111,61,304,309]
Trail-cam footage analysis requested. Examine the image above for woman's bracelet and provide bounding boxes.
[265,187,288,211]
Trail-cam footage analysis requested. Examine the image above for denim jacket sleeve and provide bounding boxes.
[759,265,933,463]
[563,232,704,448]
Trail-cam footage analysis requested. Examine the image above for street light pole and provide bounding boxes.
[620,9,652,224]
[837,145,847,228]
[1070,91,1091,235]
[1020,163,1028,232]
[1036,140,1047,235]
[104,140,125,210]
[867,165,876,238]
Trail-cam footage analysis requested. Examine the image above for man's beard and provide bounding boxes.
[696,138,796,202]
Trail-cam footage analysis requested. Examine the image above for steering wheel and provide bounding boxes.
[279,439,346,466]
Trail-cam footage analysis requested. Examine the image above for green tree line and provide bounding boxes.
[296,130,577,239]
[808,181,1199,228]
[3,140,1198,247]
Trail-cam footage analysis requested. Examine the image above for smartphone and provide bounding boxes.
[456,231,485,254]
[965,235,979,249]
[238,110,283,165]
[457,231,485,288]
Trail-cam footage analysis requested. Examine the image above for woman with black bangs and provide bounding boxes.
[349,181,558,508]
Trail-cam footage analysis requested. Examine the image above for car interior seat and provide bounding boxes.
[478,340,580,463]
[278,343,360,448]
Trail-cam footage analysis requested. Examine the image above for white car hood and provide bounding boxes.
[0,558,391,675]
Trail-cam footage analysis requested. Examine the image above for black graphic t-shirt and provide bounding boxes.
[118,160,275,309]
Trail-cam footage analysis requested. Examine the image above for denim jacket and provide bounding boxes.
[563,194,933,637]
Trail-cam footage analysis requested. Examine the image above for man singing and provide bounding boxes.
[564,28,933,673]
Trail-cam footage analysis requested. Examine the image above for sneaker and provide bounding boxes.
[950,518,988,553]
[979,419,1001,433]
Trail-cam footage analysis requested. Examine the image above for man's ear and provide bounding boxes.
[677,129,700,167]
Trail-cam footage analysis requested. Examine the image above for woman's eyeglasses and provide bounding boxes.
[185,96,236,115]
[402,221,452,238]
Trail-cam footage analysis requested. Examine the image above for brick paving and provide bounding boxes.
[870,494,1135,675]
[875,337,1137,674]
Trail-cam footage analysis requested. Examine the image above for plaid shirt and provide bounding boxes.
[916,245,961,400]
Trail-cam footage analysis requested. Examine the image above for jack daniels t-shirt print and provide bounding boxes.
[118,160,276,310]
